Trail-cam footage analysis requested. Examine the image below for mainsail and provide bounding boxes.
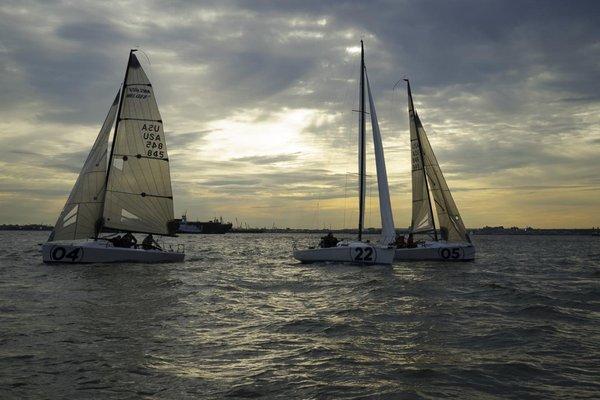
[365,70,395,245]
[419,125,470,243]
[407,81,436,235]
[406,80,470,243]
[102,51,175,235]
[48,92,120,241]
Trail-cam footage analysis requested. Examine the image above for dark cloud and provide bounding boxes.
[167,129,215,147]
[42,150,89,174]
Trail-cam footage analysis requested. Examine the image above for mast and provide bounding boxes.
[406,79,438,241]
[358,40,366,241]
[95,49,136,239]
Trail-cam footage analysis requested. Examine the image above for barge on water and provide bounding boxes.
[176,214,232,234]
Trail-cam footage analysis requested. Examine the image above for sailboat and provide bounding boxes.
[42,50,184,263]
[394,80,475,261]
[293,41,396,265]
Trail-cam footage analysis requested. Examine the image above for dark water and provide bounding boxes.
[0,232,599,399]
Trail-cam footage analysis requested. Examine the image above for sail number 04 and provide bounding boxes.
[50,246,83,262]
[353,247,374,262]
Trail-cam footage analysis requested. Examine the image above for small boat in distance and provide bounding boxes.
[42,50,184,263]
[293,41,396,265]
[394,80,475,261]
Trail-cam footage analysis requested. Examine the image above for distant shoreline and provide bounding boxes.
[3,224,598,236]
[231,227,599,236]
[0,224,53,231]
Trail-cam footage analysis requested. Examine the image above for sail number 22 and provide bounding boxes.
[353,247,374,262]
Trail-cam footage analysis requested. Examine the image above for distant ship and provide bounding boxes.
[176,214,232,234]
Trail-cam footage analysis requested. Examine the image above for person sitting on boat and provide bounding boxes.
[440,227,449,242]
[120,232,137,248]
[107,234,122,247]
[142,234,161,250]
[407,233,417,248]
[319,232,339,248]
[395,235,406,248]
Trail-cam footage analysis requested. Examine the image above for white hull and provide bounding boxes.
[41,241,184,264]
[294,241,395,265]
[394,241,475,261]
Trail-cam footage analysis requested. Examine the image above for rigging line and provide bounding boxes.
[101,51,132,239]
[137,48,152,70]
[64,201,104,205]
[119,117,162,123]
[342,172,348,230]
[111,154,169,162]
[106,189,172,199]
[313,52,357,229]
[339,59,359,230]
[368,174,373,230]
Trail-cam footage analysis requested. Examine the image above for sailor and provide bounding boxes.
[319,232,339,248]
[121,232,137,248]
[407,233,416,248]
[395,235,406,248]
[440,227,449,241]
[107,234,122,247]
[142,234,161,250]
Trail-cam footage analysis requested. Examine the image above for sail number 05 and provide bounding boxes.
[440,247,463,259]
[50,246,83,262]
[353,247,374,262]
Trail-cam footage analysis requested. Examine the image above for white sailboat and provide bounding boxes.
[42,50,184,263]
[395,80,475,261]
[293,41,396,265]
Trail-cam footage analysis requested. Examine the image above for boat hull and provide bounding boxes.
[395,242,475,261]
[294,242,395,265]
[41,241,185,264]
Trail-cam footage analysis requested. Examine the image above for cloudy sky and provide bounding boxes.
[1,0,599,229]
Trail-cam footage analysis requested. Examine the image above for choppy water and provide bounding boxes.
[0,232,599,399]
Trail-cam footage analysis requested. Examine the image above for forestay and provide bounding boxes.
[103,52,175,235]
[365,70,395,245]
[48,92,120,241]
